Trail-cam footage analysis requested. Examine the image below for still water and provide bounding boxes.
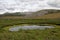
[9,25,55,31]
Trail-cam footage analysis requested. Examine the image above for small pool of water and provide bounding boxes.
[9,25,55,31]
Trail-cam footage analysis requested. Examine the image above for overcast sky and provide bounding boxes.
[0,0,60,14]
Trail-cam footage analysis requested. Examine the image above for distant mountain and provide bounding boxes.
[31,9,60,19]
[0,9,60,19]
[24,9,60,17]
[0,12,26,16]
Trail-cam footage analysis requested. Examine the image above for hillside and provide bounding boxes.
[0,9,60,19]
[34,12,60,19]
[23,9,60,19]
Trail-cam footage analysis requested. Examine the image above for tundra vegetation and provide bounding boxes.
[0,9,60,40]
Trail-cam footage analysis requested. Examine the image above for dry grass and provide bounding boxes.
[35,13,60,19]
[0,12,60,19]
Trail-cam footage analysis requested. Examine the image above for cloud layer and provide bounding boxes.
[0,0,60,14]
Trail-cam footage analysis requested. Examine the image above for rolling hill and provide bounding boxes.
[0,9,60,19]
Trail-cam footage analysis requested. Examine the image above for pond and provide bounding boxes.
[9,25,55,31]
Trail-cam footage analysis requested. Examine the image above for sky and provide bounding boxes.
[0,0,60,14]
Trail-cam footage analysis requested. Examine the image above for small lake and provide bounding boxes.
[9,25,55,31]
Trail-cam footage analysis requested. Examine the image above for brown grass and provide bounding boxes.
[35,13,60,19]
[0,13,60,19]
